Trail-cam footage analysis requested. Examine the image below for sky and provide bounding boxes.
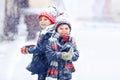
[1,0,120,80]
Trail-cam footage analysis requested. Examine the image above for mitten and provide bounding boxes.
[61,48,73,60]
[61,52,72,61]
[21,45,35,54]
[21,46,29,54]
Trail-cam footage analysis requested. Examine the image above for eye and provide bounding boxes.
[39,18,42,21]
[44,18,47,21]
[59,27,63,30]
[65,28,69,30]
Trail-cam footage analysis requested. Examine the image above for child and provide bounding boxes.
[45,19,79,80]
[21,6,59,80]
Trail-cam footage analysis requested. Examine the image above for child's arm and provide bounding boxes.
[21,41,43,54]
[21,45,35,54]
[45,40,61,61]
[21,33,52,54]
[61,38,79,61]
[28,33,53,54]
[70,38,79,61]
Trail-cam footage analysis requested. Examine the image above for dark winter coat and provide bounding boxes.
[26,25,54,75]
[45,33,79,80]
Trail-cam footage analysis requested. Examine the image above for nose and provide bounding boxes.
[40,20,44,23]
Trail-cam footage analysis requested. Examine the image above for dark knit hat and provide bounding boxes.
[54,19,71,32]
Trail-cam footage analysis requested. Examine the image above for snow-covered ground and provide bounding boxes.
[72,20,120,80]
[1,20,120,80]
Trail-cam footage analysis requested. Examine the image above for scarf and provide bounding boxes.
[46,35,75,79]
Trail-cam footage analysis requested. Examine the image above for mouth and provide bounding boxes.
[61,33,68,36]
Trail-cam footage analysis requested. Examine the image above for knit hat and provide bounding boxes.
[38,5,59,24]
[54,18,71,32]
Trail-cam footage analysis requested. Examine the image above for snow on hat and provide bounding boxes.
[38,5,59,24]
[54,17,71,32]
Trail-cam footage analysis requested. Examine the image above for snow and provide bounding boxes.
[1,0,120,80]
[71,20,120,80]
[1,20,120,80]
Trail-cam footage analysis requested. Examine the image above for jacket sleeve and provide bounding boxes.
[72,45,79,61]
[45,40,61,61]
[71,38,80,61]
[28,41,43,54]
[28,33,52,54]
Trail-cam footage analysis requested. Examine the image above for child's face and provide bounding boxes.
[39,16,52,29]
[57,24,70,36]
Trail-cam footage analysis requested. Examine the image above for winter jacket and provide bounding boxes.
[45,33,79,80]
[26,25,54,74]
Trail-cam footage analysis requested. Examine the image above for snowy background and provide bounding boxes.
[1,0,120,80]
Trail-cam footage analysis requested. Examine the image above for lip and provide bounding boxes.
[41,24,45,26]
[61,33,68,36]
[41,24,47,27]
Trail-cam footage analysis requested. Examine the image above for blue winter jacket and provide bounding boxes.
[26,25,54,75]
[45,33,79,80]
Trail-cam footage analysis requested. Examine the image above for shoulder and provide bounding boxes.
[69,36,76,45]
[42,31,54,41]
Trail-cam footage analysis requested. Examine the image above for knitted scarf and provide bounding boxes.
[46,33,75,80]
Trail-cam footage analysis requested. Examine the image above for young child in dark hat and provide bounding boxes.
[45,18,79,80]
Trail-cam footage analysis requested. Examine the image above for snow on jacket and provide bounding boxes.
[45,32,79,80]
[26,25,54,74]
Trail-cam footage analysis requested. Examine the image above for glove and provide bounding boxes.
[21,45,35,54]
[61,52,72,61]
[21,46,29,54]
[61,48,73,60]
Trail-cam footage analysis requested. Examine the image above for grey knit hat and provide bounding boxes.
[54,18,71,32]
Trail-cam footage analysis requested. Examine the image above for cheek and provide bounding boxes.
[46,21,52,25]
[46,23,51,26]
[68,31,70,34]
[57,31,62,35]
[67,30,70,34]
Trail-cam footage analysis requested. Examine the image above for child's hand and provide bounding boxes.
[21,46,29,54]
[61,48,74,60]
[61,52,73,61]
[21,45,35,54]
